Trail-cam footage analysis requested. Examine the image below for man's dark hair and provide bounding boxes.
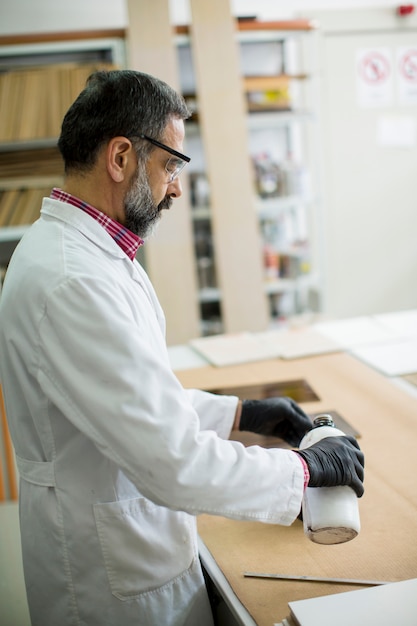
[58,69,190,173]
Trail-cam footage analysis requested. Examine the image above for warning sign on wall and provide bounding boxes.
[397,46,417,105]
[356,48,393,108]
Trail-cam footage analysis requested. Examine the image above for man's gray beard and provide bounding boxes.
[124,164,172,239]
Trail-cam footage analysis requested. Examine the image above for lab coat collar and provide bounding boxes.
[40,197,130,261]
[40,197,147,286]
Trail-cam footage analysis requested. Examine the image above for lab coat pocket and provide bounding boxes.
[93,497,196,600]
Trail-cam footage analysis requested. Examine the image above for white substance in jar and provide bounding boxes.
[299,415,361,545]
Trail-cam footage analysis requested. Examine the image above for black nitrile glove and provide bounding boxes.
[239,398,313,447]
[296,435,365,497]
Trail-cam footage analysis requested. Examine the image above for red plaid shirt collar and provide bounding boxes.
[50,188,143,261]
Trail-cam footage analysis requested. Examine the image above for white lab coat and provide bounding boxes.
[0,198,304,626]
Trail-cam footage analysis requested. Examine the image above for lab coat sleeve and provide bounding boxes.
[35,273,303,525]
[185,388,238,439]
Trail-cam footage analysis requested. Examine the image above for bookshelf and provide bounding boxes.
[0,35,125,283]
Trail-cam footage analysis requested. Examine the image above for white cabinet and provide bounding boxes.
[177,19,322,334]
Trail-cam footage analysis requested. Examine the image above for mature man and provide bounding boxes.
[0,70,364,626]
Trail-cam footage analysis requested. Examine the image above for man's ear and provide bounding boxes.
[106,137,134,183]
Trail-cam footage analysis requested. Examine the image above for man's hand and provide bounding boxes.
[296,435,365,497]
[239,397,313,447]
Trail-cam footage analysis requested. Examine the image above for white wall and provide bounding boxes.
[173,0,405,25]
[0,0,404,35]
[311,8,417,317]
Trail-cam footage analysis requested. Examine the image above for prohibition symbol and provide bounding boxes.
[359,51,390,84]
[400,49,417,82]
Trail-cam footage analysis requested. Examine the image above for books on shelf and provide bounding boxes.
[0,61,116,142]
[0,146,63,179]
[0,60,120,234]
[0,189,20,228]
[0,188,50,228]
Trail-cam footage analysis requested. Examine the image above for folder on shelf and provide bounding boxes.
[0,71,13,141]
[19,188,41,226]
[8,72,23,142]
[0,188,49,228]
[46,65,63,138]
[0,190,20,228]
[0,61,116,143]
[7,190,27,227]
[286,578,417,626]
[19,69,43,141]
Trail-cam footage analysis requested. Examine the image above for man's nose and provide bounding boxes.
[167,176,183,198]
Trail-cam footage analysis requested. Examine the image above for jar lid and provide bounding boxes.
[313,414,334,428]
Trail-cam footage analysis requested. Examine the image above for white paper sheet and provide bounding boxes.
[168,345,210,371]
[351,338,417,376]
[289,578,417,626]
[189,332,277,367]
[255,328,342,360]
[373,309,417,339]
[313,316,397,349]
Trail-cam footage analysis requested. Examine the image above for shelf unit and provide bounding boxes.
[0,11,323,341]
[176,16,322,334]
[0,34,125,279]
